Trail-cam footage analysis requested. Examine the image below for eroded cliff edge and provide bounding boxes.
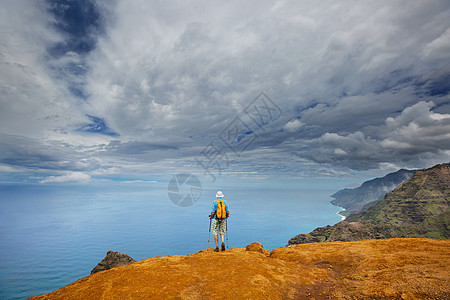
[30,239,449,299]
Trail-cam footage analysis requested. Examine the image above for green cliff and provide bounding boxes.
[331,169,415,216]
[289,163,450,245]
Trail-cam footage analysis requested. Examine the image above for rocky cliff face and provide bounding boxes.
[30,239,450,299]
[331,169,415,215]
[289,163,449,245]
[287,221,395,245]
[90,250,136,275]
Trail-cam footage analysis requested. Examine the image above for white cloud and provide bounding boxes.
[379,139,412,150]
[334,148,347,156]
[0,1,87,139]
[298,101,450,169]
[120,180,158,184]
[283,120,304,132]
[383,101,450,150]
[40,172,91,184]
[378,162,402,173]
[423,27,450,61]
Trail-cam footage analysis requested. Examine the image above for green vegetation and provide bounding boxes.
[330,169,415,215]
[288,163,449,245]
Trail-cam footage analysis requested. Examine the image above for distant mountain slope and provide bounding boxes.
[289,163,449,245]
[346,162,450,238]
[331,169,416,215]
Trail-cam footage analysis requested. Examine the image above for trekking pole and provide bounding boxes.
[226,218,229,249]
[207,216,211,249]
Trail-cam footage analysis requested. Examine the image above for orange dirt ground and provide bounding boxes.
[30,238,449,299]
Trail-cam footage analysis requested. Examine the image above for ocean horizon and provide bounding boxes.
[0,179,343,299]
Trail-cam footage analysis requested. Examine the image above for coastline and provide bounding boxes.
[336,207,346,220]
[330,202,346,221]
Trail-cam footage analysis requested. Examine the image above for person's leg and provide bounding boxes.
[219,220,226,250]
[220,234,225,250]
[211,219,220,251]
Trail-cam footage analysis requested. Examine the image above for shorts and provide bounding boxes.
[211,218,227,235]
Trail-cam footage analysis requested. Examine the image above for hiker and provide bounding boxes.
[210,191,229,252]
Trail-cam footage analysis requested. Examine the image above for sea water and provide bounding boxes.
[0,179,343,299]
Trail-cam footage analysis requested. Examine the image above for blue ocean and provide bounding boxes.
[0,179,343,299]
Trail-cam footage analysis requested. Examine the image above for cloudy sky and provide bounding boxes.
[1,0,450,185]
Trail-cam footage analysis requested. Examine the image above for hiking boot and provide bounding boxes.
[221,242,226,251]
[214,247,220,252]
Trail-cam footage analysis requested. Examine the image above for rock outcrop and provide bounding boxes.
[90,250,136,275]
[288,221,394,245]
[289,163,449,245]
[30,239,450,299]
[245,242,270,255]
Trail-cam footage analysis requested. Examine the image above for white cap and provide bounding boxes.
[216,191,224,198]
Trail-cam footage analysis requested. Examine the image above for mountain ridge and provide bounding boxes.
[289,162,449,245]
[331,169,416,216]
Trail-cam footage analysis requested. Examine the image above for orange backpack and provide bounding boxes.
[216,199,226,219]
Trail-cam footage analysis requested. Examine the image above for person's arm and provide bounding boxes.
[210,201,216,219]
[225,201,230,218]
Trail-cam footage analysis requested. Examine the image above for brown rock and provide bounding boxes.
[245,242,270,255]
[90,250,136,275]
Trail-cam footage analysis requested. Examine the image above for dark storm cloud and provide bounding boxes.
[1,0,450,181]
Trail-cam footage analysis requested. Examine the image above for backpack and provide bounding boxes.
[216,199,226,219]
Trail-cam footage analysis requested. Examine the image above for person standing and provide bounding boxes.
[210,191,229,252]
